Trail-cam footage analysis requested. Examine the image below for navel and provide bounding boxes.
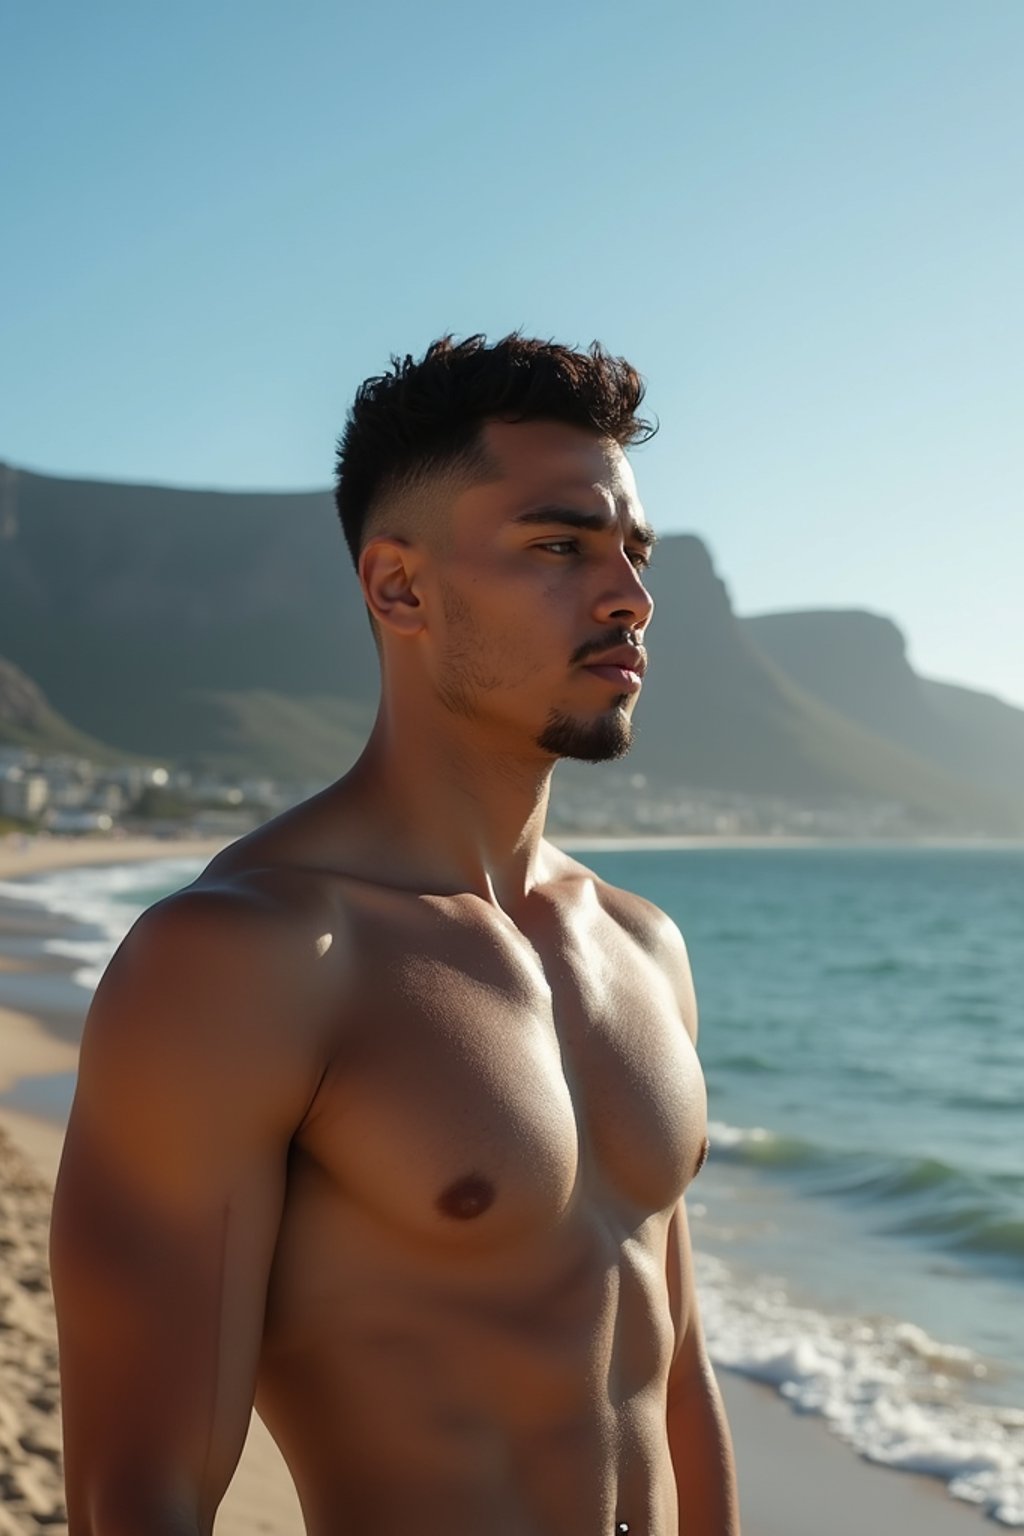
[436,1173,496,1220]
[692,1135,711,1181]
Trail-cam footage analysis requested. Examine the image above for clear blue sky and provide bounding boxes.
[3,0,1022,706]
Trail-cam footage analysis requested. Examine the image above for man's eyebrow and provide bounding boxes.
[512,506,658,549]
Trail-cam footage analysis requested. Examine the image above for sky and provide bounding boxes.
[2,0,1022,707]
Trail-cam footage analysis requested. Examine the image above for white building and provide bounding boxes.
[0,768,49,821]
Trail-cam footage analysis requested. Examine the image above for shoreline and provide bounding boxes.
[553,832,1024,851]
[0,834,232,1138]
[0,834,1002,1534]
[0,831,231,884]
[0,835,230,1129]
[5,828,1023,880]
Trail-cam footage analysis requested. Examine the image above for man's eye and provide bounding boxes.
[539,540,579,556]
[628,551,652,572]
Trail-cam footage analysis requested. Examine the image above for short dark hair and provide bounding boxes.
[333,332,655,566]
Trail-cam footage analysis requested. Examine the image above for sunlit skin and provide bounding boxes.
[50,420,740,1536]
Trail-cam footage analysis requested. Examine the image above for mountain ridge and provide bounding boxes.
[740,609,1024,806]
[1,461,1020,831]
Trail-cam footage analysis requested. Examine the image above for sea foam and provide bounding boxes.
[0,857,204,990]
[696,1245,1024,1526]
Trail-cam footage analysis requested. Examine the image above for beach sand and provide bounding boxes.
[0,835,992,1534]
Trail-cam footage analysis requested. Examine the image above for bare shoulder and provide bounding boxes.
[541,842,699,1043]
[75,857,352,1156]
[114,856,348,1010]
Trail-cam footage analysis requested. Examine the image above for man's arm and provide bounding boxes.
[648,905,740,1533]
[49,884,330,1536]
[665,1196,741,1536]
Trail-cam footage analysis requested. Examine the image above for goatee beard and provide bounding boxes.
[535,704,634,763]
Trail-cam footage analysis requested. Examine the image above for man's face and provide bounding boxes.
[419,419,655,763]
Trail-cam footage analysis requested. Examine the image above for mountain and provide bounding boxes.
[922,679,1024,804]
[0,462,1019,831]
[0,462,377,770]
[740,610,1024,810]
[621,542,1018,829]
[0,655,119,760]
[165,691,375,781]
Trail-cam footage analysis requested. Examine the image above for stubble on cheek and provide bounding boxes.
[436,579,546,719]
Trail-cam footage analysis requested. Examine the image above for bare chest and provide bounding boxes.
[297,898,708,1247]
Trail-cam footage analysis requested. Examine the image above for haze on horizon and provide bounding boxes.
[2,1,1021,710]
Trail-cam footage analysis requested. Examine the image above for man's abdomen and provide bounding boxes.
[256,1178,680,1535]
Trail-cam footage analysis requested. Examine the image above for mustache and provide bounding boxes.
[570,629,647,667]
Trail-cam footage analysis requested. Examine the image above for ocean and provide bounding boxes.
[1,845,1021,1525]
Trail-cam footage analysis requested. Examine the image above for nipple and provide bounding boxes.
[436,1173,496,1220]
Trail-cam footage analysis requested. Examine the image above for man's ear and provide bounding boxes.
[359,536,425,637]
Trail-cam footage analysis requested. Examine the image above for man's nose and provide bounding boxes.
[594,551,654,631]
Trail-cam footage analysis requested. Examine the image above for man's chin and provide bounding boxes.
[535,705,634,764]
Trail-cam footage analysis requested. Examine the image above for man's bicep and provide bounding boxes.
[52,1116,289,1531]
[50,893,321,1530]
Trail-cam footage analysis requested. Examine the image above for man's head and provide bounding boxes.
[334,334,657,765]
[335,334,654,564]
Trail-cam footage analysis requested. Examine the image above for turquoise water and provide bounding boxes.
[2,845,1022,1521]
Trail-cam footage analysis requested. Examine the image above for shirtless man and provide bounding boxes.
[50,335,740,1536]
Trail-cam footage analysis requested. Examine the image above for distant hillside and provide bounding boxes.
[0,655,120,760]
[625,543,1018,829]
[740,610,1024,811]
[0,463,373,768]
[172,690,375,780]
[0,462,1019,831]
[922,679,1024,802]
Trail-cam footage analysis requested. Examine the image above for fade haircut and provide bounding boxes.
[333,333,655,566]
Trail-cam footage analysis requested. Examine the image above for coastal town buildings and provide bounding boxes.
[0,745,952,843]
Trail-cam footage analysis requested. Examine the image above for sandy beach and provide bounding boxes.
[0,834,993,1534]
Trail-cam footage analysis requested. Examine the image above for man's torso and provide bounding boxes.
[200,829,709,1536]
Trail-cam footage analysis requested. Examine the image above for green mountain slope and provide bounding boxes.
[0,463,369,757]
[0,655,122,760]
[177,691,375,779]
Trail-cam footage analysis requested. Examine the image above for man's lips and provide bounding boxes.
[583,663,643,692]
[579,647,647,691]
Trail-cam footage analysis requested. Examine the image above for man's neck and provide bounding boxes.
[337,701,557,908]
